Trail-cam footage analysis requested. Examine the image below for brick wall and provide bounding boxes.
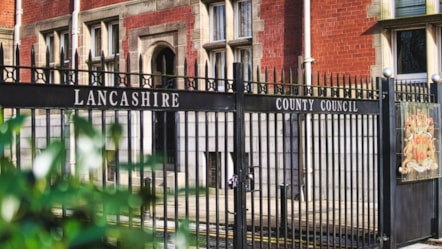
[21,0,72,24]
[81,0,127,10]
[0,0,15,28]
[17,35,37,82]
[310,0,377,76]
[258,0,302,80]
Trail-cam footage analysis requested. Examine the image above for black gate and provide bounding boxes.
[379,76,442,248]
[0,45,441,248]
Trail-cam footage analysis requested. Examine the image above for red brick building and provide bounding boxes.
[1,0,441,83]
[309,0,441,83]
[2,0,301,86]
[0,0,15,65]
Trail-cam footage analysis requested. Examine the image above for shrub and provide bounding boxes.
[0,113,189,249]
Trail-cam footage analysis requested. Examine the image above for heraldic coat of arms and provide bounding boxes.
[398,102,440,181]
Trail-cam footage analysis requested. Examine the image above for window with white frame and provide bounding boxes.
[210,3,226,42]
[235,0,251,39]
[91,24,102,58]
[394,28,427,80]
[43,29,70,84]
[89,21,120,86]
[395,0,426,17]
[211,50,226,91]
[60,30,69,64]
[235,47,252,82]
[107,22,119,86]
[59,30,70,83]
[204,0,254,90]
[45,34,55,65]
[45,33,55,83]
[108,22,119,56]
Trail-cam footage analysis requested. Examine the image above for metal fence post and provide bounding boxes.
[233,62,247,249]
[280,183,288,235]
[0,44,3,84]
[430,77,442,238]
[378,72,397,249]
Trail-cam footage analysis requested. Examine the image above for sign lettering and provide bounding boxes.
[74,89,180,109]
[275,97,359,113]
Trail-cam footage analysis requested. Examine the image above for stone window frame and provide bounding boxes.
[234,0,252,40]
[209,2,226,42]
[392,27,427,81]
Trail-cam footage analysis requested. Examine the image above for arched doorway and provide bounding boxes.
[152,47,178,170]
[152,46,176,88]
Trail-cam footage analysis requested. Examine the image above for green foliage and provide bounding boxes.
[0,114,190,249]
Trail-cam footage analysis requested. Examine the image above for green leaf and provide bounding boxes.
[109,123,123,146]
[67,223,106,248]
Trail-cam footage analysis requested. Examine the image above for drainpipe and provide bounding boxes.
[70,0,80,175]
[72,0,80,68]
[304,0,313,78]
[14,0,22,47]
[12,0,22,166]
[303,0,314,202]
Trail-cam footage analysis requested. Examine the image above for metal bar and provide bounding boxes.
[204,111,209,246]
[127,110,133,228]
[224,111,230,248]
[317,111,323,249]
[233,62,247,249]
[0,44,3,83]
[431,82,442,238]
[161,111,167,247]
[258,112,264,249]
[184,111,189,221]
[378,76,397,249]
[281,112,288,247]
[305,112,317,247]
[195,110,200,248]
[274,113,280,247]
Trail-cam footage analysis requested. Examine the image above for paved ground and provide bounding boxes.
[401,239,442,249]
[400,243,442,249]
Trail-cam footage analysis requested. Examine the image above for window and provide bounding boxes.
[89,21,120,86]
[59,31,70,83]
[210,3,226,41]
[108,22,119,56]
[45,34,55,65]
[45,34,55,83]
[395,0,426,17]
[91,25,102,58]
[204,0,254,90]
[107,22,119,86]
[205,152,221,188]
[235,0,251,39]
[395,28,427,80]
[43,29,70,84]
[106,62,117,86]
[60,31,69,64]
[211,50,226,91]
[235,47,252,82]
